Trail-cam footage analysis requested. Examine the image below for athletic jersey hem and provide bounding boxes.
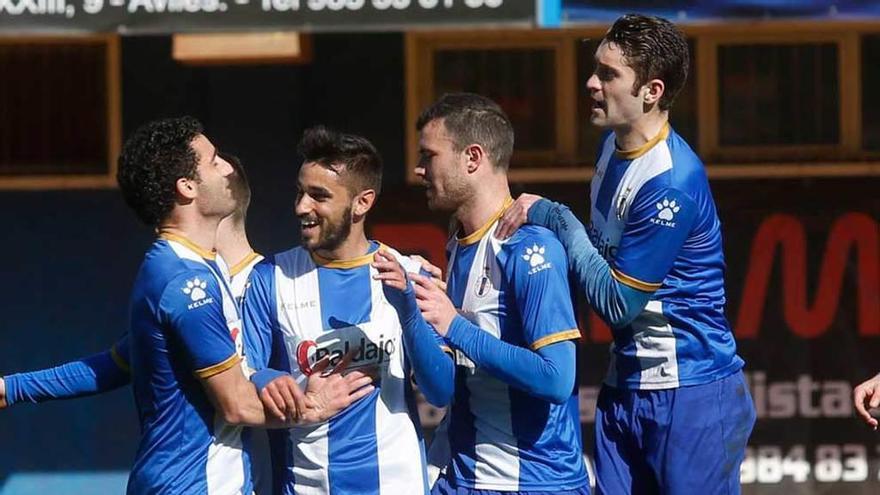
[605,359,744,390]
[442,474,590,492]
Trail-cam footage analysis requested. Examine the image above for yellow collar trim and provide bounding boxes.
[229,251,260,277]
[160,232,216,260]
[311,242,385,269]
[457,197,514,247]
[614,122,670,160]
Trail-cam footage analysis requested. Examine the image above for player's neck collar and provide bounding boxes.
[229,251,260,277]
[311,241,384,269]
[457,196,514,247]
[159,232,216,260]
[614,122,669,160]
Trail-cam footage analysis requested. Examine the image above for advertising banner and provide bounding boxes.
[0,0,534,34]
[562,0,880,23]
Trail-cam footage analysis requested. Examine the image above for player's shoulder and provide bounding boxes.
[662,128,709,193]
[140,241,217,295]
[500,225,566,264]
[504,224,562,249]
[376,243,423,274]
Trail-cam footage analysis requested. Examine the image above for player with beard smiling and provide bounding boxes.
[242,125,455,495]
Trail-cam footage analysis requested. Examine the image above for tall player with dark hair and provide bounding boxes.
[497,14,756,494]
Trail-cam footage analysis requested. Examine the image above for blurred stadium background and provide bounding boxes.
[1,1,878,493]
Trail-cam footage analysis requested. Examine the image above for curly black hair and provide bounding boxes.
[297,126,383,197]
[117,117,203,227]
[416,93,514,171]
[604,14,689,111]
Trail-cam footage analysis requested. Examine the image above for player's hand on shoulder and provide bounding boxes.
[496,193,544,240]
[299,350,375,424]
[410,255,446,292]
[853,372,880,429]
[372,249,409,292]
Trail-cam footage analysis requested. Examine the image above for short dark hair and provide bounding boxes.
[603,14,689,111]
[117,116,203,227]
[297,126,383,196]
[416,93,514,171]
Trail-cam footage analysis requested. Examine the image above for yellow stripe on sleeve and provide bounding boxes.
[110,345,131,373]
[611,268,662,292]
[194,354,242,379]
[531,329,582,351]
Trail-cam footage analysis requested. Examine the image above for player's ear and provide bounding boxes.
[175,176,198,202]
[463,144,486,174]
[643,78,665,109]
[352,188,376,218]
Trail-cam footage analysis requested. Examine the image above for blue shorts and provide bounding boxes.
[594,371,755,495]
[432,476,590,495]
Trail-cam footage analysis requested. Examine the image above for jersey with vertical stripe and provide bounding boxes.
[589,125,744,390]
[127,234,253,495]
[431,218,588,491]
[242,241,434,495]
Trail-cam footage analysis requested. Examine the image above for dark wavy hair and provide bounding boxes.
[416,93,514,171]
[603,14,689,111]
[117,117,203,227]
[297,126,383,197]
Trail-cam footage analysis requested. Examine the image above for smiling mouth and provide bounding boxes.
[300,219,319,232]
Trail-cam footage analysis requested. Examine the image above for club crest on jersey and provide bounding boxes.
[651,198,680,227]
[295,334,396,376]
[182,277,214,309]
[523,244,551,275]
[473,266,493,298]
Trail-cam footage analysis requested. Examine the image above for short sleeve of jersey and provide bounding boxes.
[505,229,580,351]
[241,259,278,372]
[612,182,698,290]
[159,270,239,379]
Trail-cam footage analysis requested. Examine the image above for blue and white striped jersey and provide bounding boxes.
[242,241,431,495]
[127,233,253,495]
[430,218,588,492]
[589,125,744,390]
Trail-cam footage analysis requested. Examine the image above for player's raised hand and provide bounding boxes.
[853,372,880,429]
[495,193,543,240]
[258,372,307,423]
[411,273,458,336]
[0,377,7,409]
[410,255,446,292]
[299,350,375,424]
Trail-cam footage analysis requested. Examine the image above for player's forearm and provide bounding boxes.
[446,316,576,404]
[2,351,130,406]
[386,280,455,406]
[529,199,649,328]
[400,312,454,407]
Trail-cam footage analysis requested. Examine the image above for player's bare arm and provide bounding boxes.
[853,372,880,429]
[0,377,6,409]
